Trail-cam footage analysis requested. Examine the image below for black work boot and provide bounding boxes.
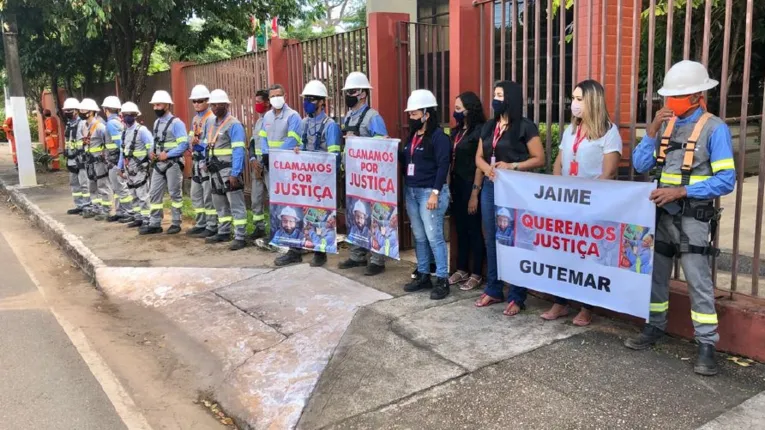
[166,225,181,235]
[94,213,107,221]
[118,216,134,224]
[694,344,719,376]
[186,226,206,236]
[139,225,163,235]
[206,234,232,244]
[229,239,247,251]
[107,215,121,222]
[404,273,432,292]
[82,210,96,219]
[67,208,83,215]
[249,225,267,241]
[310,252,327,267]
[624,325,665,350]
[364,263,385,276]
[411,263,436,279]
[275,250,302,267]
[338,258,365,270]
[431,277,450,300]
[196,229,217,239]
[127,219,143,228]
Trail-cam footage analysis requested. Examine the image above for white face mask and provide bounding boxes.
[270,96,285,109]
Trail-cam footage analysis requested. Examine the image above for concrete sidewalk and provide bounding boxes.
[2,160,764,430]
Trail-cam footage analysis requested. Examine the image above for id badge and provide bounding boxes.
[569,160,579,176]
[407,163,415,176]
[490,156,496,166]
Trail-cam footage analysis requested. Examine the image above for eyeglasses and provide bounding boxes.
[344,90,361,96]
[191,99,207,104]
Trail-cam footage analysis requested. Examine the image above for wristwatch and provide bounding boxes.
[472,184,481,191]
[432,189,440,195]
[511,162,520,171]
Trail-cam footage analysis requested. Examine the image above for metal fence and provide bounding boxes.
[474,0,765,298]
[284,28,369,120]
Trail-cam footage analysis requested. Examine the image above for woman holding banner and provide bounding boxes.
[474,81,545,316]
[401,90,452,301]
[540,79,622,326]
[448,91,486,291]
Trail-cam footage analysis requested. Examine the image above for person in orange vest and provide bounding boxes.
[43,109,60,171]
[3,116,16,167]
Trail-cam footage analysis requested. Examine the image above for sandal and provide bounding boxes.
[448,270,469,285]
[460,275,483,291]
[572,308,593,327]
[503,301,523,316]
[474,293,503,307]
[540,303,569,321]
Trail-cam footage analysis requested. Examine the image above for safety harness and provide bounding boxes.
[65,119,84,174]
[342,105,370,136]
[654,112,721,258]
[153,117,182,176]
[206,116,243,195]
[123,126,150,189]
[303,116,330,150]
[85,120,110,181]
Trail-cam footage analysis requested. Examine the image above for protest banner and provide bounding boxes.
[344,136,401,260]
[494,170,656,319]
[268,149,338,253]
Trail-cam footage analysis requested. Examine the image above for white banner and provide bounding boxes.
[494,170,657,319]
[344,137,401,260]
[268,149,338,253]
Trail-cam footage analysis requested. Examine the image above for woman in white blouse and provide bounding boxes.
[541,79,622,326]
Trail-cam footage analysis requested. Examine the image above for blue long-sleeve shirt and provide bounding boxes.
[309,228,337,253]
[228,120,246,177]
[400,127,451,191]
[155,113,188,158]
[345,104,388,136]
[632,108,736,200]
[106,114,123,151]
[259,105,302,155]
[372,229,398,255]
[625,244,653,275]
[117,125,153,169]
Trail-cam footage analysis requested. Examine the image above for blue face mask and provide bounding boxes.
[453,110,465,123]
[303,99,318,115]
[123,115,136,125]
[492,99,506,114]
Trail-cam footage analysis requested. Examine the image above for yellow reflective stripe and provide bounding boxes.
[81,193,91,198]
[176,136,188,143]
[268,140,284,148]
[258,130,267,137]
[233,219,247,226]
[254,149,263,155]
[194,208,205,214]
[72,192,83,197]
[91,199,102,205]
[150,203,164,210]
[691,311,718,325]
[132,151,148,157]
[659,173,711,186]
[105,143,118,150]
[110,135,121,140]
[88,147,105,153]
[205,209,217,216]
[650,302,669,313]
[100,201,113,206]
[163,142,179,149]
[711,158,735,173]
[327,145,341,153]
[140,209,151,215]
[288,131,302,144]
[213,149,233,156]
[171,201,184,209]
[231,141,245,148]
[219,216,233,222]
[119,196,133,203]
[252,214,265,221]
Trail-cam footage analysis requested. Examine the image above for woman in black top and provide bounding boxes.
[474,81,545,316]
[448,91,486,290]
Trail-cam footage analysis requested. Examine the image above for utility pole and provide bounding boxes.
[2,12,37,187]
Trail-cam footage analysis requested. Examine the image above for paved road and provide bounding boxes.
[0,232,127,430]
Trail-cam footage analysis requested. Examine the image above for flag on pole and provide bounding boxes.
[271,17,279,38]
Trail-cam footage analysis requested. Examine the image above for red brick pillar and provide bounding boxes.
[368,12,410,139]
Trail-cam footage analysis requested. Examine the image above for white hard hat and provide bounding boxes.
[62,98,80,110]
[121,102,141,115]
[78,98,100,112]
[353,200,368,216]
[280,206,299,220]
[101,96,122,110]
[208,89,231,104]
[149,90,174,105]
[497,208,511,219]
[657,60,719,97]
[342,71,372,91]
[301,80,329,98]
[405,89,438,112]
[189,84,211,100]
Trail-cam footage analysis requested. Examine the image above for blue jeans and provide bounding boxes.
[405,185,450,279]
[480,178,527,305]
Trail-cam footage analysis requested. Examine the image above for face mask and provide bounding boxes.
[123,115,136,126]
[666,95,699,117]
[303,99,318,115]
[492,98,507,114]
[409,117,424,133]
[255,102,268,114]
[571,100,584,118]
[213,105,228,118]
[345,95,359,109]
[453,111,465,123]
[154,109,166,118]
[270,96,285,110]
[79,112,89,120]
[66,111,76,120]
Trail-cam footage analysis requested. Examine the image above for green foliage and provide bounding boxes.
[538,122,564,173]
[32,145,53,172]
[28,112,38,138]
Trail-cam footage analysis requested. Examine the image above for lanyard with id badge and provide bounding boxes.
[491,122,505,165]
[407,134,423,176]
[569,126,586,176]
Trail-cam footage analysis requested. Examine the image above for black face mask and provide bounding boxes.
[154,109,166,118]
[123,115,136,126]
[345,95,359,109]
[408,118,424,134]
[65,111,76,120]
[79,112,89,120]
[213,106,228,118]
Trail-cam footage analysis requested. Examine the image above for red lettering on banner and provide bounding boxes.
[273,161,334,174]
[349,173,396,196]
[348,148,396,163]
[520,213,616,258]
[274,182,334,201]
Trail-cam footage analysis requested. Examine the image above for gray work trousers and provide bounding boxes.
[250,161,269,229]
[133,182,151,224]
[148,161,183,228]
[350,245,386,267]
[191,160,217,231]
[69,169,91,209]
[649,212,719,345]
[212,172,247,241]
[109,166,132,216]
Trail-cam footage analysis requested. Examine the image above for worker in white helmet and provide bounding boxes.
[496,207,513,246]
[141,90,188,235]
[348,199,370,243]
[186,84,218,239]
[101,96,131,222]
[625,60,736,377]
[204,89,248,251]
[118,102,153,229]
[338,71,390,276]
[272,206,303,244]
[78,98,113,221]
[62,97,92,215]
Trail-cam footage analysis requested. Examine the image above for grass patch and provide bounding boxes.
[163,195,196,220]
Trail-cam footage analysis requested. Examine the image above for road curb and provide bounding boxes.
[0,178,105,284]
